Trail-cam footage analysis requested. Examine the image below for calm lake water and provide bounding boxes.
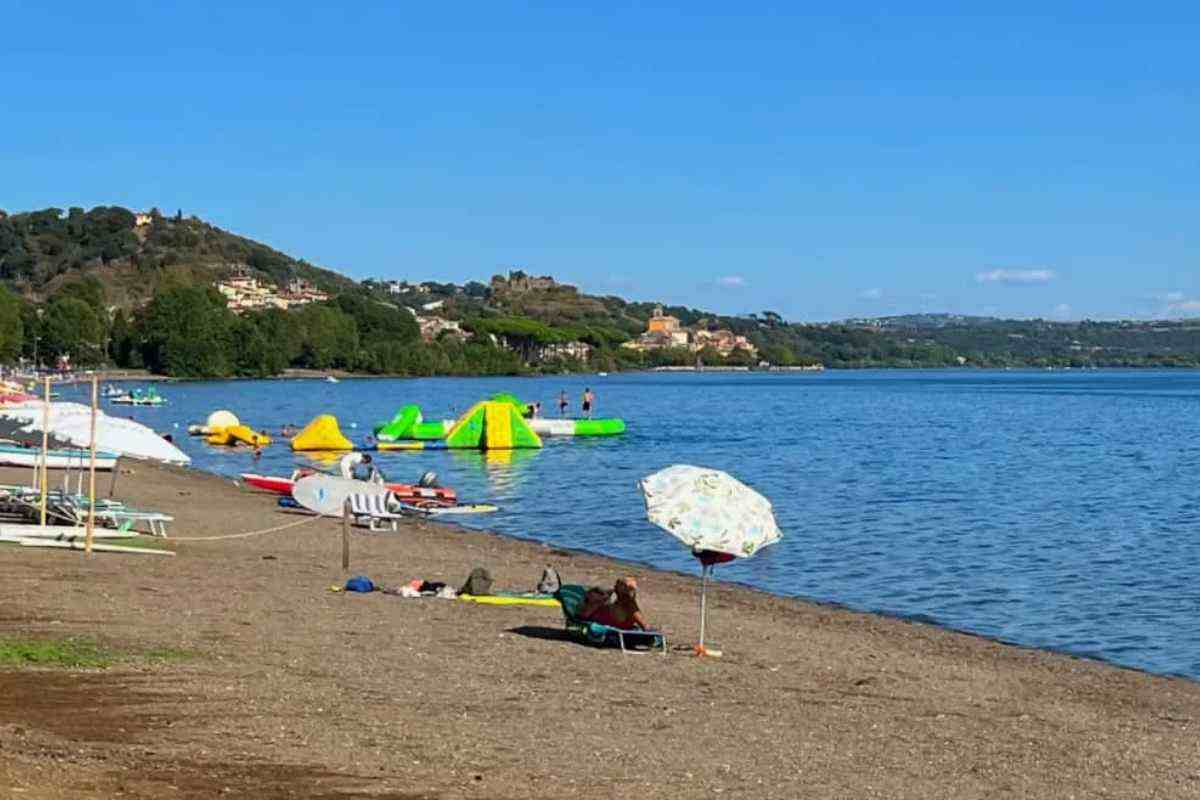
[91,370,1200,679]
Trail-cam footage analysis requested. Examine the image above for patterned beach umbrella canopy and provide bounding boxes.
[639,464,782,558]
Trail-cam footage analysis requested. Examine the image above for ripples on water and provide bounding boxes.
[97,370,1200,679]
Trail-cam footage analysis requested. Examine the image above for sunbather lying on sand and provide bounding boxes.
[579,577,647,630]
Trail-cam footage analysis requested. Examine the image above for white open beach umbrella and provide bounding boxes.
[639,464,782,655]
[0,401,190,464]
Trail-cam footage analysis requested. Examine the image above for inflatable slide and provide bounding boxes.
[375,395,624,443]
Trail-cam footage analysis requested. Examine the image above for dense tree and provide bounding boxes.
[231,316,287,377]
[108,308,141,368]
[293,303,359,370]
[244,308,303,366]
[758,343,796,367]
[52,275,106,312]
[0,286,24,363]
[40,297,104,366]
[334,291,420,344]
[139,286,235,377]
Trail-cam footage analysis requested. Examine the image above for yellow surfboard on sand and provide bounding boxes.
[457,594,561,608]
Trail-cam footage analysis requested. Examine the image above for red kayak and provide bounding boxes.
[240,471,457,504]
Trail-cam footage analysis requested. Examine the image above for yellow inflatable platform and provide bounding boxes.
[291,414,354,451]
[207,425,272,447]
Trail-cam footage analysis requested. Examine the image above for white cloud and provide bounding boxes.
[1051,303,1072,319]
[975,268,1057,285]
[715,275,746,288]
[1167,298,1200,314]
[1150,291,1200,316]
[859,287,883,300]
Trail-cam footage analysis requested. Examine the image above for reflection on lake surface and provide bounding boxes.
[90,370,1200,680]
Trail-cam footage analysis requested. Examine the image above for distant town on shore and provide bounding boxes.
[3,205,1200,378]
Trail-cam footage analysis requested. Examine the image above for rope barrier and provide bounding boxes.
[5,486,327,544]
[166,514,322,542]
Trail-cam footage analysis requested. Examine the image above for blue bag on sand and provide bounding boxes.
[344,576,375,593]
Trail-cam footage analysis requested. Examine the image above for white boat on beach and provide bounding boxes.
[0,444,119,470]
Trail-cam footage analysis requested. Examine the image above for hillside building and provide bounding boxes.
[285,278,330,304]
[622,304,757,357]
[216,271,329,314]
[690,329,758,358]
[490,270,563,294]
[622,305,690,351]
[542,340,593,362]
[417,316,464,342]
[646,305,682,335]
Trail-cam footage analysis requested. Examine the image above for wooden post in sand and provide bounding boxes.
[39,376,50,527]
[85,375,98,556]
[341,500,351,572]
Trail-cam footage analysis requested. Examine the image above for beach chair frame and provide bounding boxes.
[556,585,667,656]
[1,488,168,534]
[347,492,402,532]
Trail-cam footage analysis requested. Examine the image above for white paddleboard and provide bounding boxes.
[17,539,174,556]
[399,503,498,516]
[291,474,390,517]
[0,525,135,540]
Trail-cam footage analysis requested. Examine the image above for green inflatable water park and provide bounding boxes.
[374,397,626,442]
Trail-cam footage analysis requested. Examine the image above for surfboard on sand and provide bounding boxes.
[397,502,498,516]
[291,474,390,517]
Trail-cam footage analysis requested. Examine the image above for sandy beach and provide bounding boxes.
[2,461,1199,799]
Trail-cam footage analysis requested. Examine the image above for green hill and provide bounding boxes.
[0,206,355,306]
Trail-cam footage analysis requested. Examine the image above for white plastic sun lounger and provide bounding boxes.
[347,492,403,532]
[93,508,174,537]
[6,492,174,537]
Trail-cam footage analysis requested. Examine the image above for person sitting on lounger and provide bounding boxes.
[578,577,647,630]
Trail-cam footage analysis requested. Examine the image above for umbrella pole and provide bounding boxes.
[695,563,724,658]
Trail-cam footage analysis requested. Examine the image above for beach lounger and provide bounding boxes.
[23,494,173,537]
[3,486,131,516]
[347,492,403,532]
[554,584,667,655]
[95,508,174,537]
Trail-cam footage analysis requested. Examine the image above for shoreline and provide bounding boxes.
[22,363,1200,389]
[2,460,1199,798]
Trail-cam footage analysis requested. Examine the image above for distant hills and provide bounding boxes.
[848,313,1002,328]
[3,205,1200,370]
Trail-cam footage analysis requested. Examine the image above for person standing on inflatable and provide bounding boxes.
[558,390,569,417]
[581,387,595,420]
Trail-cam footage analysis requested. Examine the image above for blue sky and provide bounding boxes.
[4,2,1199,321]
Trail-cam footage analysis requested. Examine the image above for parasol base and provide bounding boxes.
[693,644,723,658]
